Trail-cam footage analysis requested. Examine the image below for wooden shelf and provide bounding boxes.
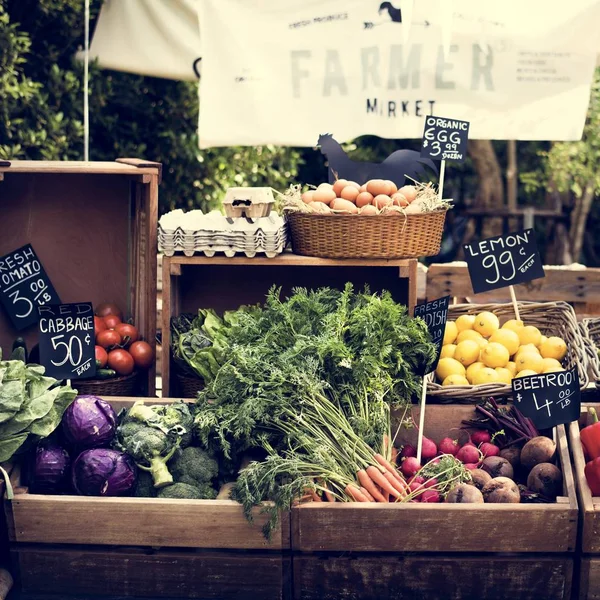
[166,253,414,269]
[0,159,159,177]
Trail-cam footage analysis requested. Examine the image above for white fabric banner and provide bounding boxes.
[197,0,600,147]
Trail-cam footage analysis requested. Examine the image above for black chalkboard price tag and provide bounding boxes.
[414,295,450,375]
[463,229,545,295]
[421,116,470,163]
[38,303,96,380]
[0,244,60,330]
[511,366,581,429]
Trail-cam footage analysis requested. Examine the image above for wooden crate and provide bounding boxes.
[5,397,289,599]
[161,254,418,397]
[293,404,577,600]
[0,161,160,396]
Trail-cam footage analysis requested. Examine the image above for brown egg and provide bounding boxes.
[372,194,393,209]
[346,181,361,190]
[317,182,334,191]
[391,192,409,207]
[360,204,378,215]
[359,183,368,193]
[331,198,359,213]
[398,185,418,203]
[366,179,388,196]
[313,188,337,205]
[332,179,349,196]
[340,186,360,202]
[309,201,332,214]
[302,191,315,204]
[356,191,374,208]
[386,180,398,195]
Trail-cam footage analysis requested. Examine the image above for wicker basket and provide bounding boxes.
[176,373,204,399]
[74,372,138,397]
[427,301,590,401]
[287,210,447,259]
[580,318,600,383]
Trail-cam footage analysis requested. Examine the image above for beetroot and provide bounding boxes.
[400,445,417,459]
[480,442,500,458]
[421,437,438,461]
[420,489,441,503]
[481,456,514,479]
[456,444,480,464]
[401,457,421,477]
[471,430,491,445]
[439,437,459,456]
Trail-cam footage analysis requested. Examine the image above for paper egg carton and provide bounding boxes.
[222,187,275,219]
[158,209,288,258]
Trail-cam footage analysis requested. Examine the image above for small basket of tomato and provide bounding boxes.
[76,303,154,397]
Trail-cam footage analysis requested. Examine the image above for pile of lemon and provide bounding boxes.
[436,312,568,387]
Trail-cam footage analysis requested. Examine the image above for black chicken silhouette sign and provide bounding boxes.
[317,133,437,187]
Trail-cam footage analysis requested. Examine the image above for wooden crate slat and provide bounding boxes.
[0,161,158,176]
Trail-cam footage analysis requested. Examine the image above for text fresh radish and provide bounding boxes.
[401,457,421,478]
[471,430,491,445]
[480,442,500,457]
[439,437,459,456]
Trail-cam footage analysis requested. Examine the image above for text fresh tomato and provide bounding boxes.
[95,345,108,368]
[115,323,139,346]
[103,314,122,329]
[108,349,135,376]
[95,302,123,320]
[96,329,122,349]
[94,316,107,335]
[129,341,154,370]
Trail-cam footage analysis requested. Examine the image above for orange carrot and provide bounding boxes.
[382,470,407,497]
[309,489,322,502]
[357,469,387,502]
[345,484,369,502]
[324,488,335,502]
[391,446,399,465]
[359,486,376,502]
[374,453,404,483]
[366,465,401,498]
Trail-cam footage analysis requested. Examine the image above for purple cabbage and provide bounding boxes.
[72,449,137,496]
[62,395,117,449]
[30,444,71,494]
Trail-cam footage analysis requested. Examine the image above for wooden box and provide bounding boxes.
[293,404,577,600]
[0,161,160,395]
[5,397,289,599]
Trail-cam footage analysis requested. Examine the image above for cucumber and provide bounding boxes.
[95,369,117,380]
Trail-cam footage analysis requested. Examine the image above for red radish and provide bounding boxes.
[409,481,424,496]
[462,441,477,448]
[400,445,416,459]
[456,444,480,464]
[423,477,438,489]
[439,437,459,456]
[464,463,479,470]
[471,430,491,445]
[421,437,438,461]
[409,475,425,485]
[480,442,500,457]
[401,457,421,478]
[420,489,441,503]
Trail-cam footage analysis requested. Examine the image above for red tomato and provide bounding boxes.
[95,345,108,368]
[103,314,122,329]
[94,316,107,335]
[96,329,122,349]
[95,302,123,320]
[108,349,135,376]
[115,323,139,346]
[129,341,154,370]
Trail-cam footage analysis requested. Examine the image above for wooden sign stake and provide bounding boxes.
[509,285,521,321]
[416,379,427,463]
[438,159,446,201]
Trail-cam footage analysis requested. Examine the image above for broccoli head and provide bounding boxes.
[157,483,203,499]
[126,400,194,448]
[133,471,156,498]
[171,446,218,488]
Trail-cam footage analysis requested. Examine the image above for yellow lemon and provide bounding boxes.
[478,338,489,351]
[473,311,500,338]
[436,357,466,382]
[506,361,517,377]
[472,367,501,385]
[541,357,563,372]
[488,329,520,356]
[502,319,525,333]
[440,344,457,359]
[515,343,541,358]
[539,335,548,347]
[466,361,485,383]
[516,369,538,378]
[443,321,458,345]
[539,336,567,361]
[518,325,542,347]
[543,366,565,374]
[454,340,482,366]
[456,315,476,332]
[457,330,485,345]
[495,367,513,384]
[515,352,544,374]
[442,374,470,386]
[481,342,510,368]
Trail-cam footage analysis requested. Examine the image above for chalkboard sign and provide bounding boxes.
[38,303,96,380]
[0,244,60,330]
[421,116,470,163]
[463,229,545,295]
[511,366,581,429]
[414,295,450,375]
